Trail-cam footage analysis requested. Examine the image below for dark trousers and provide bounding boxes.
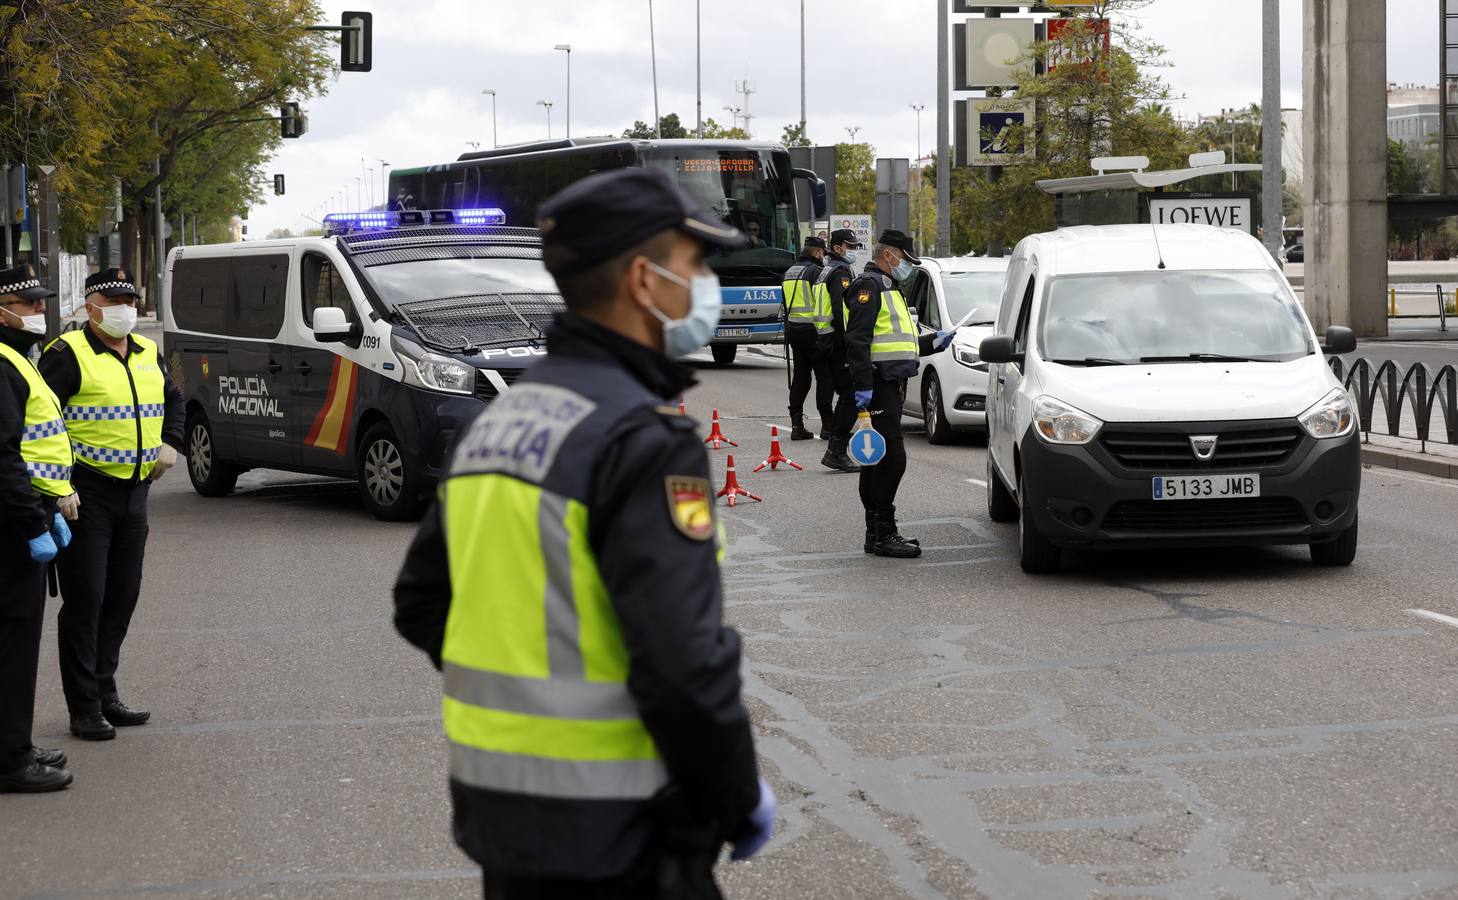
[858,378,909,512]
[57,471,150,715]
[0,543,46,771]
[786,324,834,425]
[484,848,722,900]
[826,344,857,444]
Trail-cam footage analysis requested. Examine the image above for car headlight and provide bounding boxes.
[392,334,475,395]
[952,345,981,369]
[1298,388,1356,439]
[1032,396,1102,444]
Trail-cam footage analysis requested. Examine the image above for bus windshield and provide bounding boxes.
[639,148,799,277]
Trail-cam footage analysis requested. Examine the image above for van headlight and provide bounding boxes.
[952,345,981,369]
[1298,388,1356,439]
[1033,396,1102,445]
[392,334,475,395]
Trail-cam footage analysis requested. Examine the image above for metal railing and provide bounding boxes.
[1329,357,1458,451]
[1387,285,1450,330]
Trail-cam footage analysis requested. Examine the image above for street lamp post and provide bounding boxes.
[648,0,661,139]
[799,0,807,139]
[724,106,741,132]
[696,0,702,138]
[846,125,861,142]
[554,45,572,139]
[910,104,925,246]
[481,90,497,148]
[537,100,554,139]
[379,160,390,208]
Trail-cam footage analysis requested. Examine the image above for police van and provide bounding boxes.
[161,209,559,520]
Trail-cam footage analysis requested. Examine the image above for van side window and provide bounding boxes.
[301,253,357,327]
[1012,275,1037,354]
[170,257,229,335]
[911,274,941,330]
[230,255,289,339]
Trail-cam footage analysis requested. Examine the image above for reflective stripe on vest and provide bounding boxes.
[782,264,827,327]
[52,330,165,481]
[0,341,73,497]
[871,285,918,362]
[440,380,668,802]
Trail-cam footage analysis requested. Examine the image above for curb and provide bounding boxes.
[1361,444,1458,479]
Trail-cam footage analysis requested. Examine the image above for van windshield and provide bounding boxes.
[1038,270,1313,365]
[362,257,558,306]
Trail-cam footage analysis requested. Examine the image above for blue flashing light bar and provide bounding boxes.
[456,208,508,226]
[322,207,507,234]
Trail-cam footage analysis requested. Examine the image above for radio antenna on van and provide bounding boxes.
[1150,222,1167,270]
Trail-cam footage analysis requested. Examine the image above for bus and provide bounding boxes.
[388,138,827,365]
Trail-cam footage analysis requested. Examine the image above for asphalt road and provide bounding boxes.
[4,347,1458,899]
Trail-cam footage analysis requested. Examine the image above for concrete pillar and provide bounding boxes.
[1303,0,1388,337]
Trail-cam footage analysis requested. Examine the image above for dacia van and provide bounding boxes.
[161,209,558,520]
[979,224,1360,574]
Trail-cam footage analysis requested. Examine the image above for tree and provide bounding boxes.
[781,122,811,148]
[622,113,689,139]
[834,142,875,215]
[701,118,748,140]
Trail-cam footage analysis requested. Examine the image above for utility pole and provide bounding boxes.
[379,160,390,206]
[649,0,662,138]
[696,0,703,139]
[555,45,572,139]
[1261,0,1282,260]
[936,0,951,257]
[911,104,925,248]
[152,119,164,316]
[800,0,807,140]
[481,90,497,147]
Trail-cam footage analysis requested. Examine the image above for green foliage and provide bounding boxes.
[623,113,690,139]
[781,122,811,148]
[835,142,875,215]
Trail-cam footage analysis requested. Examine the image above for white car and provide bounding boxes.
[979,224,1360,574]
[902,256,1010,443]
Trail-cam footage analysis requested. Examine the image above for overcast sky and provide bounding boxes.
[249,0,1436,237]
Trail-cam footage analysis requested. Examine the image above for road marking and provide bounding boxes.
[1407,608,1458,630]
[964,478,987,487]
[1370,468,1458,490]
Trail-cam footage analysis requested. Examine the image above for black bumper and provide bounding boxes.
[1018,422,1361,549]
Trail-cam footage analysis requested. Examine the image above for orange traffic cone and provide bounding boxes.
[703,409,738,449]
[716,455,762,507]
[678,395,687,417]
[754,425,803,472]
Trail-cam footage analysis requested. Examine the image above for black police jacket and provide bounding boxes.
[818,253,857,345]
[393,312,760,880]
[844,263,938,390]
[0,325,55,545]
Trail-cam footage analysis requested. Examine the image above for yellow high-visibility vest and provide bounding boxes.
[51,330,165,481]
[0,341,73,497]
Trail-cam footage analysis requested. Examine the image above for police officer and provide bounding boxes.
[781,235,834,441]
[844,231,952,558]
[0,265,75,792]
[393,168,773,899]
[813,229,865,472]
[39,268,185,741]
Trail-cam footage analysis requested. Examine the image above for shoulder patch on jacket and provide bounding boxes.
[665,476,714,540]
[841,277,851,290]
[857,290,871,304]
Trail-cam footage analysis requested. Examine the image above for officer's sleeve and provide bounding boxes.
[827,268,852,339]
[918,331,938,357]
[590,409,760,833]
[37,340,80,403]
[392,499,451,669]
[0,365,48,543]
[161,370,186,451]
[845,280,880,391]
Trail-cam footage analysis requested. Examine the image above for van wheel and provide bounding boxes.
[1018,472,1062,574]
[357,423,425,521]
[1310,513,1358,566]
[986,452,1019,523]
[710,343,738,366]
[186,412,238,497]
[923,370,954,445]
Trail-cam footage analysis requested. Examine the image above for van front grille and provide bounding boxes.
[1100,426,1304,471]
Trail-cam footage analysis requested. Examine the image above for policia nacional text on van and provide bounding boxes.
[393,168,774,899]
[0,265,77,793]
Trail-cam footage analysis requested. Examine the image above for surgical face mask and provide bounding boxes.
[91,301,137,338]
[892,256,914,281]
[840,249,858,267]
[644,261,722,358]
[2,304,45,335]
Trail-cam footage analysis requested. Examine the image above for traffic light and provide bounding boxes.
[340,11,373,72]
[280,102,308,139]
[273,174,286,196]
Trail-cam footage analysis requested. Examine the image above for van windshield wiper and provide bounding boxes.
[1138,353,1279,363]
[1047,357,1129,367]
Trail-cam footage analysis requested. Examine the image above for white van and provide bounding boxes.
[979,224,1360,574]
[162,209,559,520]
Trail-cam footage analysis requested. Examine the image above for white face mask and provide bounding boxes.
[1,305,45,335]
[840,249,859,267]
[644,261,723,358]
[92,302,137,338]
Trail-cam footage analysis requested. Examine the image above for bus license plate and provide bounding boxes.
[1152,474,1261,500]
[716,328,750,338]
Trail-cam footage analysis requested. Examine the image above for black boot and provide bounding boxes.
[863,510,878,553]
[872,508,922,558]
[789,413,813,441]
[821,437,861,473]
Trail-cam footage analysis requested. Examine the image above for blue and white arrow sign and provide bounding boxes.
[848,425,887,466]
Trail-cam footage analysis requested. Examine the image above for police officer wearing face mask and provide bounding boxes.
[0,265,76,793]
[38,268,185,742]
[813,229,865,472]
[393,167,773,900]
[781,236,833,442]
[844,231,952,558]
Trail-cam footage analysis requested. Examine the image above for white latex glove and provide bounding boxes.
[57,492,81,521]
[152,444,179,481]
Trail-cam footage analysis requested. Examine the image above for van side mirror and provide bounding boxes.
[979,335,1023,365]
[313,306,352,343]
[1321,325,1356,355]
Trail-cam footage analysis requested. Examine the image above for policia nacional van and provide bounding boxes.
[162,209,561,520]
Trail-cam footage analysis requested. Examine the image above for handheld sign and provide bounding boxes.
[848,411,887,466]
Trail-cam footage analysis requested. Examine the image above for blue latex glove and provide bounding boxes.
[731,777,777,861]
[854,389,874,409]
[28,531,58,564]
[51,512,71,549]
[933,329,955,351]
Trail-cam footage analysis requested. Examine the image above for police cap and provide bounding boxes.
[877,229,920,265]
[84,267,140,299]
[803,235,826,251]
[537,168,747,276]
[0,263,55,302]
[829,229,863,248]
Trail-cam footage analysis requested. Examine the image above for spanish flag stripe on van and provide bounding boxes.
[305,357,359,454]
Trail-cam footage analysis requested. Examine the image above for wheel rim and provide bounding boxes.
[190,423,212,482]
[364,438,404,506]
[926,379,941,439]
